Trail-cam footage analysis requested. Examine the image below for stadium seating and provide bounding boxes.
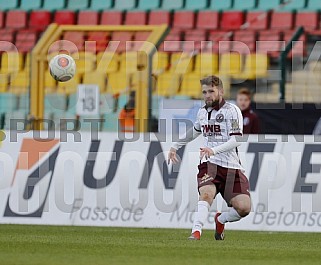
[196,11,219,30]
[6,10,27,29]
[270,12,294,30]
[125,11,148,25]
[295,12,319,31]
[113,0,136,10]
[232,0,257,10]
[280,0,306,11]
[246,11,269,30]
[135,0,161,10]
[148,11,171,26]
[194,53,219,76]
[54,11,76,25]
[100,11,123,25]
[185,0,208,10]
[29,11,52,31]
[43,0,65,10]
[220,11,245,30]
[77,11,99,25]
[20,0,42,10]
[305,0,320,11]
[173,11,195,29]
[90,0,113,10]
[160,0,184,10]
[66,0,89,10]
[209,0,233,11]
[0,12,4,28]
[0,0,18,10]
[255,0,280,10]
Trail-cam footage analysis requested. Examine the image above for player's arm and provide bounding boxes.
[168,111,202,164]
[200,107,243,159]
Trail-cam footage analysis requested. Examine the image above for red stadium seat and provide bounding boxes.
[295,12,319,31]
[132,31,151,51]
[246,11,269,30]
[109,32,133,52]
[87,32,109,52]
[148,11,171,26]
[173,11,195,29]
[270,12,293,30]
[208,30,232,53]
[15,30,37,53]
[100,11,123,25]
[257,31,283,58]
[54,11,76,25]
[125,11,147,25]
[6,10,27,29]
[0,11,4,28]
[183,30,207,51]
[29,11,51,31]
[0,29,15,51]
[196,11,219,30]
[221,11,245,30]
[233,31,256,53]
[160,29,183,52]
[63,31,85,52]
[283,31,307,57]
[78,11,99,25]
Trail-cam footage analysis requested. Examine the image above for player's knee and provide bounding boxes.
[233,200,251,217]
[200,192,214,204]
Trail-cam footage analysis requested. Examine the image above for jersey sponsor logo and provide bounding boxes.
[201,124,222,137]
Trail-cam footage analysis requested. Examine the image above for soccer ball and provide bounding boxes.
[49,54,76,82]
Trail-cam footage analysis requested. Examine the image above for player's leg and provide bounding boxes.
[215,168,251,240]
[189,184,217,240]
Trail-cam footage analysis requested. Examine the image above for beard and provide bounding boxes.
[205,99,219,108]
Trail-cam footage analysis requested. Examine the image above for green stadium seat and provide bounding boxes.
[90,0,113,11]
[0,0,18,10]
[102,112,119,132]
[43,0,65,10]
[255,0,280,11]
[19,0,43,10]
[232,0,256,10]
[135,0,160,10]
[18,93,29,111]
[209,0,232,11]
[100,93,114,114]
[0,93,18,113]
[280,0,306,11]
[53,111,77,131]
[66,0,89,10]
[113,0,136,10]
[305,0,320,11]
[160,0,184,10]
[185,0,208,10]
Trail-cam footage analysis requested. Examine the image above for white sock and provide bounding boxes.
[218,207,241,224]
[191,201,210,234]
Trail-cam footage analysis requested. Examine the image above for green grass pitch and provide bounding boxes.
[0,225,321,265]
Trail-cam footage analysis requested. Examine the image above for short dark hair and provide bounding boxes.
[237,88,252,99]
[200,75,223,88]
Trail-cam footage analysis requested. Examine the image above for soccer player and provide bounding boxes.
[236,88,260,134]
[168,76,251,240]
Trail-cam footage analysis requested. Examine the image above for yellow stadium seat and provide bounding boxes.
[9,70,30,94]
[72,52,96,75]
[194,53,219,76]
[155,72,180,97]
[234,54,269,80]
[0,52,24,74]
[119,52,139,74]
[0,74,9,92]
[219,53,242,77]
[169,52,194,74]
[153,52,169,73]
[24,53,31,72]
[97,51,119,74]
[83,71,107,93]
[179,72,203,98]
[57,74,81,95]
[107,72,131,95]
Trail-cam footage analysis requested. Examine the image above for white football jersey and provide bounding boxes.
[194,99,244,170]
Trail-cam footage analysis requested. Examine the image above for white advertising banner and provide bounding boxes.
[0,131,321,232]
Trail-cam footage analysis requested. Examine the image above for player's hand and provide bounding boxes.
[200,147,214,160]
[168,147,179,164]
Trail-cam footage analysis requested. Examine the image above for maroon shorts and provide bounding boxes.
[197,162,250,204]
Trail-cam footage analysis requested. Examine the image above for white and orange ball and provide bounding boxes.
[49,54,76,82]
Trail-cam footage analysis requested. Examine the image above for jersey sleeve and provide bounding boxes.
[193,108,202,132]
[227,106,243,136]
